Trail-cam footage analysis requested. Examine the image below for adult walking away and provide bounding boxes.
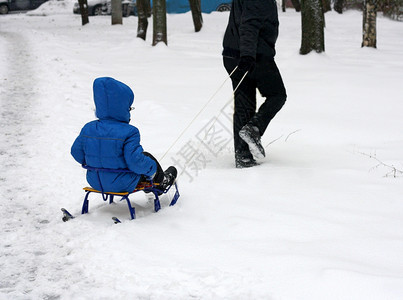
[222,0,287,168]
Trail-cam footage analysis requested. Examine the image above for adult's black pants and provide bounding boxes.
[223,56,287,155]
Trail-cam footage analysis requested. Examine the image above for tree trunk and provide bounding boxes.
[291,0,301,11]
[322,0,331,12]
[137,0,151,40]
[282,0,301,12]
[189,0,203,32]
[111,0,123,25]
[362,0,377,48]
[300,0,325,54]
[334,0,344,13]
[152,0,167,46]
[78,0,89,25]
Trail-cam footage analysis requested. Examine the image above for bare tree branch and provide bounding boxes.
[265,129,301,148]
[358,151,403,178]
[285,129,301,142]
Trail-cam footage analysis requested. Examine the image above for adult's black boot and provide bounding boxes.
[239,124,265,159]
[235,151,258,168]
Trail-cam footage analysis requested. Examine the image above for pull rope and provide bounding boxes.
[171,70,249,179]
[234,70,249,94]
[159,66,241,162]
[198,70,248,145]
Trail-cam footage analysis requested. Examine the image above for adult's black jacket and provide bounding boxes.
[222,0,279,60]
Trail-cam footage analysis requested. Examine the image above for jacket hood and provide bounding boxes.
[93,77,134,123]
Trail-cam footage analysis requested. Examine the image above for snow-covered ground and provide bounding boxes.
[1,3,403,299]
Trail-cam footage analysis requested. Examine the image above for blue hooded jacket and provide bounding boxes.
[71,77,157,192]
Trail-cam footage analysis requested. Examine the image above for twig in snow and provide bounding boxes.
[285,129,301,142]
[265,129,301,148]
[358,151,403,178]
[265,134,284,148]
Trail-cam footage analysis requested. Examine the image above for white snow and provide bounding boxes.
[1,4,403,299]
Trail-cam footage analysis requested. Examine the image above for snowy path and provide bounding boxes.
[0,30,39,232]
[0,31,32,293]
[0,31,36,183]
[0,29,55,297]
[0,25,84,299]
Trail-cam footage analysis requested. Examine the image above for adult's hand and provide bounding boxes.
[237,56,256,73]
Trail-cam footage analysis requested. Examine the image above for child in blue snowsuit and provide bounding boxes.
[71,77,176,193]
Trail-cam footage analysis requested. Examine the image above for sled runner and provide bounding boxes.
[61,208,75,222]
[62,165,179,222]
